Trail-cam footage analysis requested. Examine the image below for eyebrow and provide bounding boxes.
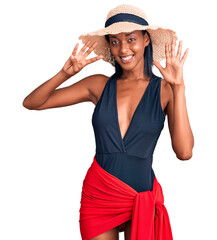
[109,32,135,38]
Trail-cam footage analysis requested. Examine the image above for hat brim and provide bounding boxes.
[78,22,177,65]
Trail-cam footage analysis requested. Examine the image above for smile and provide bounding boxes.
[120,54,134,63]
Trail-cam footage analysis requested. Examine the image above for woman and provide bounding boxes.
[23,4,194,240]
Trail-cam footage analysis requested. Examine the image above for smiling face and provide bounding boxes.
[108,30,150,72]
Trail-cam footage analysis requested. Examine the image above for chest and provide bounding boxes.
[116,78,167,140]
[92,75,166,145]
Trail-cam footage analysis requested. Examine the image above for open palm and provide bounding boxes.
[153,37,189,85]
[62,40,103,76]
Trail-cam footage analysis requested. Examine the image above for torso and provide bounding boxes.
[91,73,166,192]
[90,75,169,138]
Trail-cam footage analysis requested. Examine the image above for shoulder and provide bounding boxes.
[161,78,173,114]
[86,74,110,105]
[154,75,172,96]
[161,78,173,98]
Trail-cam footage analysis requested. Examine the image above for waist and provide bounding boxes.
[95,152,155,192]
[80,156,173,240]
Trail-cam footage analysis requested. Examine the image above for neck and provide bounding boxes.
[120,58,149,81]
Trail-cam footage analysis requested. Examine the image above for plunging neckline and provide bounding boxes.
[115,75,154,143]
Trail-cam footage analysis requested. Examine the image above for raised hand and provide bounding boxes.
[153,37,189,86]
[62,41,103,77]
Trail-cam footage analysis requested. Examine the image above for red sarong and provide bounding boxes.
[79,156,173,240]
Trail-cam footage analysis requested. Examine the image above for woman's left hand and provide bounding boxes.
[153,37,189,86]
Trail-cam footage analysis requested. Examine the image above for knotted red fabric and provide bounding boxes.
[79,156,173,240]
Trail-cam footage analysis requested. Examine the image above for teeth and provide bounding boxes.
[121,55,133,60]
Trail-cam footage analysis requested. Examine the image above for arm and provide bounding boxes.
[153,38,194,160]
[166,83,194,160]
[23,40,103,110]
[23,73,108,110]
[23,69,71,109]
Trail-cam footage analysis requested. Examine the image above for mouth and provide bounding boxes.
[119,54,135,63]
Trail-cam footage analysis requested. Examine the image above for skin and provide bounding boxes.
[23,30,194,240]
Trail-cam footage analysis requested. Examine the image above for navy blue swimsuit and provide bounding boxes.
[92,73,166,192]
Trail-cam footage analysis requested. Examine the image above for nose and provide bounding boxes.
[120,41,129,54]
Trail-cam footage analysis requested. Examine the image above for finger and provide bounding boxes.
[70,54,75,61]
[70,53,78,63]
[86,55,103,65]
[165,42,170,59]
[71,42,79,56]
[171,37,176,57]
[180,48,189,64]
[83,41,98,58]
[78,40,92,55]
[176,40,182,59]
[153,61,164,74]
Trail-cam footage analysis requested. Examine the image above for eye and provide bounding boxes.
[111,40,119,45]
[128,38,136,42]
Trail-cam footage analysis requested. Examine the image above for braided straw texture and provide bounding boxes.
[79,4,177,65]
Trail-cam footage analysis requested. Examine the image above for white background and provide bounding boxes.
[1,0,216,239]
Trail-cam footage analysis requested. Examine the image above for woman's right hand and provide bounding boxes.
[62,41,103,77]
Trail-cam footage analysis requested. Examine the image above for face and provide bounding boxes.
[108,30,150,71]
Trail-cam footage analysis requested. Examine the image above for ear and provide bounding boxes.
[143,32,150,47]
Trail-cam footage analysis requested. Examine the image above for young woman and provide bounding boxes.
[23,4,194,240]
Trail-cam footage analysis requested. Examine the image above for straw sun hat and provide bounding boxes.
[78,4,178,66]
